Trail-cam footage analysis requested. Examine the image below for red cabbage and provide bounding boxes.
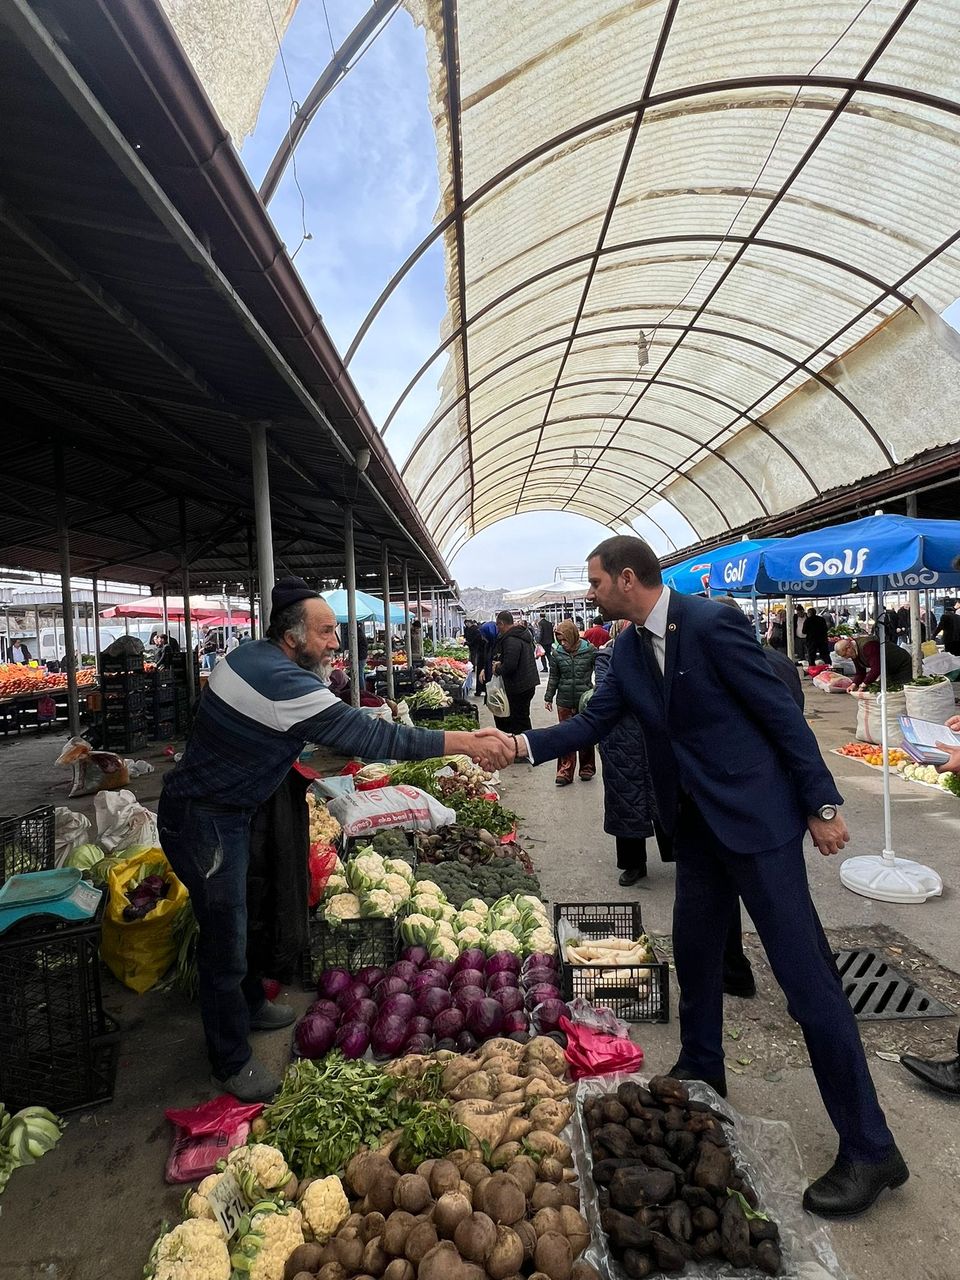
[373,976,409,1003]
[524,983,561,1011]
[342,997,378,1026]
[432,1007,465,1040]
[532,998,568,1033]
[508,1029,531,1045]
[307,998,340,1021]
[371,1013,409,1057]
[435,1037,458,1052]
[417,986,453,1018]
[486,971,519,995]
[379,992,416,1021]
[406,1034,434,1055]
[356,965,386,988]
[408,1016,433,1039]
[521,966,557,990]
[453,985,485,1014]
[451,968,485,994]
[498,987,525,1015]
[334,1021,371,1059]
[401,944,429,967]
[317,967,352,999]
[522,952,558,975]
[485,951,521,976]
[501,1009,529,1034]
[456,948,486,973]
[388,960,421,983]
[410,970,447,994]
[294,1011,337,1058]
[338,980,371,1009]
[422,958,456,981]
[466,997,504,1040]
[456,1030,478,1053]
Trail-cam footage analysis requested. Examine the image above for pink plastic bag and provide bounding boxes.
[560,1015,644,1080]
[164,1095,264,1184]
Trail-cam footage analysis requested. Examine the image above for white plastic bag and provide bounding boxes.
[486,675,510,718]
[95,788,159,852]
[904,678,957,724]
[855,689,907,746]
[327,784,456,838]
[923,651,960,677]
[54,807,92,865]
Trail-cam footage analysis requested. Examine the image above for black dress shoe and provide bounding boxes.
[900,1053,960,1097]
[618,867,647,887]
[723,968,757,998]
[802,1147,908,1218]
[667,1061,727,1098]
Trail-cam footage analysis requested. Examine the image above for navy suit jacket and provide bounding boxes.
[525,592,842,854]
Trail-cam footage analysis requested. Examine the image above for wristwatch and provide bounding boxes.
[815,804,838,821]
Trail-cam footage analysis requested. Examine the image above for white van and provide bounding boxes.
[32,623,160,664]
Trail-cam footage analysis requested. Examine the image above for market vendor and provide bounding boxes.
[833,634,912,688]
[158,576,500,1102]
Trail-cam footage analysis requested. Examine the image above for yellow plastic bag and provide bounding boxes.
[100,848,189,993]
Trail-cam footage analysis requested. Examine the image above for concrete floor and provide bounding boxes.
[0,686,958,1279]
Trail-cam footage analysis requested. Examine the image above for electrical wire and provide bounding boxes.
[263,0,311,259]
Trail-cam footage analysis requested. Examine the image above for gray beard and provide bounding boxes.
[296,651,334,681]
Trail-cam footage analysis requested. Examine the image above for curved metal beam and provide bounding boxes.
[258,0,401,205]
[379,231,904,442]
[344,71,960,366]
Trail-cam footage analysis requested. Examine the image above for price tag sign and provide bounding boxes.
[207,1170,247,1240]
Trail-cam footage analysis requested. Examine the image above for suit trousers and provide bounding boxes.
[672,799,895,1163]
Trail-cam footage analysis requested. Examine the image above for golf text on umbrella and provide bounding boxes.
[798,547,869,577]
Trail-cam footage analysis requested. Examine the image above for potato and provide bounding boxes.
[429,1160,461,1198]
[284,1243,325,1280]
[403,1221,439,1265]
[558,1207,590,1258]
[434,1192,473,1239]
[531,1183,563,1212]
[454,1211,498,1264]
[538,1157,565,1184]
[505,1156,537,1198]
[316,1266,347,1280]
[418,1242,467,1280]
[534,1232,574,1280]
[486,1226,524,1280]
[381,1211,417,1256]
[367,1166,401,1216]
[475,1172,526,1226]
[532,1207,565,1238]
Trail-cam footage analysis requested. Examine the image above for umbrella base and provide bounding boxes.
[840,853,943,904]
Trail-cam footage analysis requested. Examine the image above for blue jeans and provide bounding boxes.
[157,795,263,1078]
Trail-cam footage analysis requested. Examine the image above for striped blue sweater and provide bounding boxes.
[162,640,444,810]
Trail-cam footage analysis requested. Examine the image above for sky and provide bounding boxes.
[240,2,959,590]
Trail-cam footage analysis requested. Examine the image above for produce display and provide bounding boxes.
[584,1075,783,1276]
[836,742,960,794]
[406,685,453,713]
[307,793,342,847]
[835,742,907,766]
[321,851,416,923]
[415,714,479,732]
[414,859,541,909]
[0,1105,63,1194]
[0,664,97,697]
[401,888,556,961]
[389,758,496,802]
[424,641,470,661]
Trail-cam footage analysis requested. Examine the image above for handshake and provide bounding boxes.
[445,727,528,771]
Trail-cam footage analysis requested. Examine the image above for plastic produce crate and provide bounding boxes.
[101,723,148,754]
[0,806,56,886]
[100,652,144,674]
[554,900,669,1023]
[300,914,397,989]
[0,898,119,1111]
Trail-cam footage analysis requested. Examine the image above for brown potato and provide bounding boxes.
[454,1211,498,1264]
[486,1226,524,1280]
[393,1174,432,1215]
[381,1211,417,1257]
[474,1172,526,1226]
[505,1156,537,1198]
[530,1183,563,1212]
[429,1159,462,1198]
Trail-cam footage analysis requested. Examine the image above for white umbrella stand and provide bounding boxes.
[839,616,944,904]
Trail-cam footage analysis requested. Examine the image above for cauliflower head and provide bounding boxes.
[149,1218,230,1280]
[455,926,485,949]
[428,936,459,962]
[412,880,444,900]
[461,898,489,918]
[345,852,386,893]
[523,928,557,956]
[400,913,438,946]
[383,858,414,884]
[226,1144,293,1203]
[322,874,348,900]
[382,873,412,903]
[409,895,448,921]
[323,893,362,924]
[454,910,486,931]
[182,1172,224,1222]
[485,930,521,955]
[359,888,396,918]
[298,1176,349,1243]
[231,1203,304,1280]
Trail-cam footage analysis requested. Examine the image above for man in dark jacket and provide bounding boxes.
[537,614,554,671]
[934,600,960,655]
[802,609,831,666]
[491,610,539,733]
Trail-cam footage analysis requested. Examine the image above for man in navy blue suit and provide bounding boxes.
[493,536,906,1218]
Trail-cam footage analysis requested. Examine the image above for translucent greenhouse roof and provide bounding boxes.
[389,0,960,558]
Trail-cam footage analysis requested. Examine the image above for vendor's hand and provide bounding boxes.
[544,701,553,712]
[935,744,960,774]
[807,812,850,857]
[468,727,515,770]
[493,661,502,675]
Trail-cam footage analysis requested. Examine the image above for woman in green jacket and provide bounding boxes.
[544,620,598,785]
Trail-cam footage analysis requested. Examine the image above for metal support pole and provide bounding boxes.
[382,544,395,701]
[430,591,437,648]
[417,577,423,627]
[403,561,413,677]
[34,605,41,658]
[344,506,360,706]
[92,578,101,662]
[906,494,923,677]
[250,422,275,636]
[785,596,795,662]
[924,588,932,647]
[83,602,91,661]
[247,527,257,641]
[54,441,80,734]
[161,582,169,645]
[179,498,196,709]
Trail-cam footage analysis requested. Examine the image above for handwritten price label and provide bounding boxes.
[207,1170,247,1240]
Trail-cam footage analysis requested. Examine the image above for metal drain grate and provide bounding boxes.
[834,950,954,1021]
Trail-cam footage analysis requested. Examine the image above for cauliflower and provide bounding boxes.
[412,880,444,900]
[322,874,348,900]
[409,895,449,921]
[515,894,546,913]
[485,930,521,955]
[434,919,455,940]
[428,936,460,962]
[455,926,485,949]
[382,873,412,903]
[182,1173,224,1222]
[345,852,386,893]
[226,1144,294,1203]
[231,1203,304,1280]
[454,910,486,932]
[523,928,557,957]
[298,1175,349,1243]
[461,898,489,917]
[383,858,414,884]
[323,893,362,925]
[400,913,438,946]
[359,888,396,918]
[147,1218,230,1280]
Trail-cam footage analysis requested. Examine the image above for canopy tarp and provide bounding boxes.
[100,596,246,620]
[322,589,408,625]
[664,538,779,595]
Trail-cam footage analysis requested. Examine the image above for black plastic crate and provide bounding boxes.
[101,724,148,754]
[554,901,669,1023]
[0,806,56,886]
[410,699,478,724]
[100,652,144,674]
[152,670,176,691]
[152,718,176,741]
[0,897,119,1111]
[300,914,397,989]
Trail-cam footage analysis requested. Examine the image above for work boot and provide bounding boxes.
[212,1058,281,1102]
[618,867,647,887]
[250,1001,296,1031]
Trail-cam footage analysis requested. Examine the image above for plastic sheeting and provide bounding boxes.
[400,0,960,558]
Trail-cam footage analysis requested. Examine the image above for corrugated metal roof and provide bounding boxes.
[385,0,960,556]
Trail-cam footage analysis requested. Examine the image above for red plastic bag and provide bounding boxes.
[164,1095,264,1184]
[560,1015,644,1080]
[308,841,338,909]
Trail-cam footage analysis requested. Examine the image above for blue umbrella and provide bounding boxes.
[665,538,779,595]
[321,589,408,625]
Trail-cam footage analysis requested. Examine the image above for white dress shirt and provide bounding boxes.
[642,586,671,675]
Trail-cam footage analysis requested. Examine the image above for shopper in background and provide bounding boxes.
[537,613,554,672]
[934,599,960,655]
[834,634,912,689]
[410,619,424,665]
[10,638,30,663]
[491,610,539,733]
[464,618,482,694]
[582,615,610,648]
[477,618,499,696]
[200,629,219,671]
[803,608,831,666]
[594,620,654,884]
[544,619,597,786]
[766,607,787,652]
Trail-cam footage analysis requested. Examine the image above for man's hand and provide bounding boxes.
[466,727,516,771]
[493,661,502,675]
[935,744,960,774]
[544,701,553,712]
[807,812,851,857]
